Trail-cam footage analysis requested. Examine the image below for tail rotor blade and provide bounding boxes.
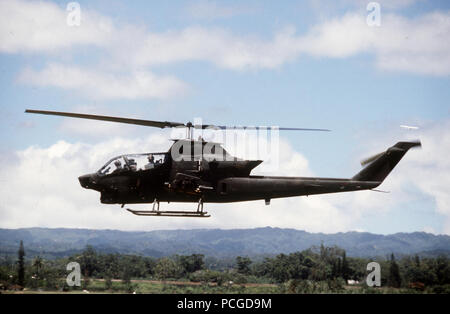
[360,151,384,167]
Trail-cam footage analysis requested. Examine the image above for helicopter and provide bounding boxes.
[25,109,421,218]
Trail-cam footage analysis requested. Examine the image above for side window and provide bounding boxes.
[143,154,166,170]
[125,154,167,171]
[154,154,165,165]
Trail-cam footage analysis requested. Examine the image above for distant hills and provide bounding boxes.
[0,227,449,260]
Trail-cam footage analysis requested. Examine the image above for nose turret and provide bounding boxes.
[78,173,98,190]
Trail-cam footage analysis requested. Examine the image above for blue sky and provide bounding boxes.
[0,0,449,235]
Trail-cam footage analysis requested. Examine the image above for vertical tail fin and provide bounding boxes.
[352,141,421,183]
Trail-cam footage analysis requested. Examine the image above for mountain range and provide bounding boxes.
[0,227,449,260]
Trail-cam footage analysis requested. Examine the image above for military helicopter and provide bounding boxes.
[25,109,421,218]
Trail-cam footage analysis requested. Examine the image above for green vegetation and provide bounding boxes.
[1,242,449,294]
[17,240,25,287]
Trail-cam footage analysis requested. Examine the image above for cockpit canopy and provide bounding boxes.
[98,153,167,176]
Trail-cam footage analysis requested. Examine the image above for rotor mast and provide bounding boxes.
[186,122,194,140]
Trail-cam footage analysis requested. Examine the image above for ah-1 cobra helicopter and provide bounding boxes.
[25,109,421,218]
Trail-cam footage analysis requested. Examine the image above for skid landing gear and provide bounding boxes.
[125,198,211,218]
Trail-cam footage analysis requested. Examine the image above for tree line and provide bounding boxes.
[1,241,449,293]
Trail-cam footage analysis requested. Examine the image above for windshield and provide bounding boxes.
[98,153,167,176]
[98,156,128,176]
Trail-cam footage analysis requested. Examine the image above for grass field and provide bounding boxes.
[2,279,426,294]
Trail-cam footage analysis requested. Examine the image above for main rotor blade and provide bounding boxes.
[197,125,331,132]
[25,109,330,132]
[25,109,185,129]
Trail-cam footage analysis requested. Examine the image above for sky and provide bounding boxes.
[0,0,449,235]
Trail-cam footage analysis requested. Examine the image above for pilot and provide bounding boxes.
[128,159,137,171]
[144,154,155,170]
[113,160,123,173]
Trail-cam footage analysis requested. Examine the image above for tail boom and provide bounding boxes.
[205,140,420,202]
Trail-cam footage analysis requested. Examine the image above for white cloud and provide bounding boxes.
[0,135,171,230]
[340,120,450,234]
[129,26,302,70]
[422,226,437,235]
[402,121,450,233]
[299,12,450,76]
[0,0,113,53]
[2,0,189,100]
[3,0,449,76]
[128,11,450,75]
[16,8,448,100]
[18,63,188,100]
[372,12,450,76]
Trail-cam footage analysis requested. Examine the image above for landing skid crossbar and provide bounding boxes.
[125,198,211,218]
[126,208,210,218]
